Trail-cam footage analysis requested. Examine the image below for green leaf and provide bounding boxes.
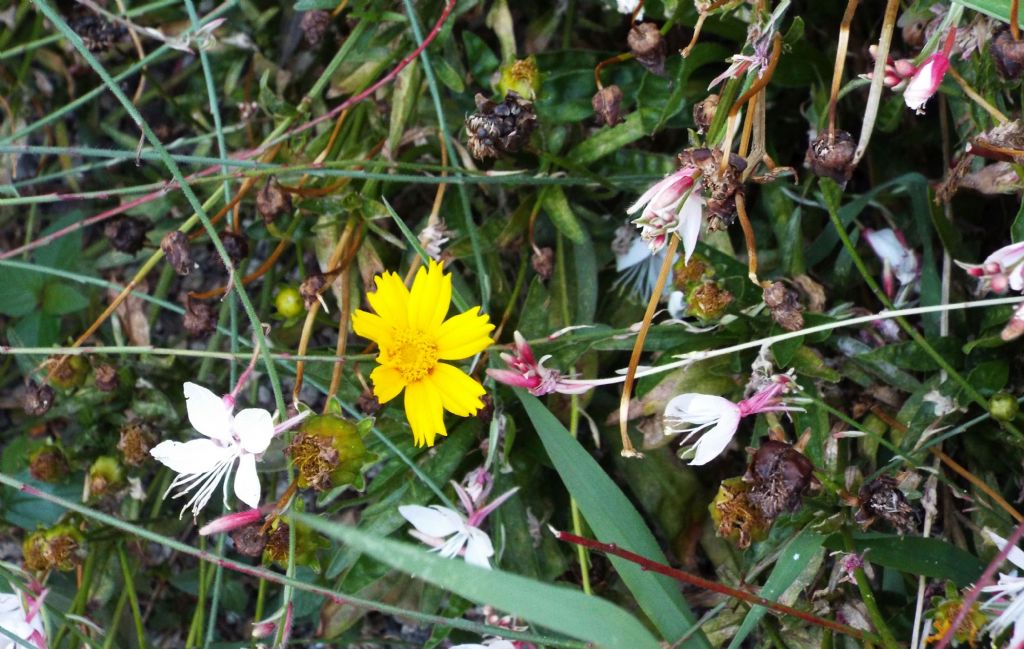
[541,186,585,244]
[566,112,646,165]
[823,532,985,587]
[0,265,42,316]
[953,0,1024,27]
[728,532,825,649]
[295,513,663,649]
[42,282,90,315]
[293,0,336,8]
[518,391,711,648]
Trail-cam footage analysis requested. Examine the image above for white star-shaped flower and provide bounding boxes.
[398,504,496,568]
[0,590,46,649]
[151,382,274,518]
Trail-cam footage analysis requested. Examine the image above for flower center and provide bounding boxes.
[387,328,439,383]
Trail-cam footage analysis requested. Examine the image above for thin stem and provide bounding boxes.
[117,545,148,649]
[618,235,680,457]
[828,0,860,137]
[841,530,900,649]
[1013,0,1021,41]
[853,0,900,164]
[553,530,876,642]
[945,66,1009,124]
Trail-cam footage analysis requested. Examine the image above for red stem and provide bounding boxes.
[932,517,1024,649]
[553,530,874,642]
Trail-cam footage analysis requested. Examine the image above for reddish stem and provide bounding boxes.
[553,529,874,642]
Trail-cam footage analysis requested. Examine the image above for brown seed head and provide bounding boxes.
[118,423,155,466]
[687,282,733,320]
[855,475,919,535]
[183,297,217,338]
[23,382,55,417]
[592,85,624,126]
[160,231,194,275]
[531,247,555,280]
[221,232,249,267]
[300,10,331,47]
[232,524,268,557]
[806,130,857,185]
[992,27,1024,79]
[743,440,815,521]
[257,177,292,224]
[763,281,805,331]
[693,94,719,134]
[29,446,70,483]
[299,273,328,309]
[288,432,341,492]
[69,11,125,52]
[104,216,151,255]
[628,23,667,75]
[465,92,538,160]
[94,363,118,392]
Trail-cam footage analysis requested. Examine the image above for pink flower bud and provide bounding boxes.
[198,508,264,536]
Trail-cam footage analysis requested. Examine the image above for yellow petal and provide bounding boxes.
[430,363,485,417]
[408,260,451,332]
[370,365,406,404]
[436,307,495,360]
[404,380,447,447]
[367,271,409,327]
[351,310,390,345]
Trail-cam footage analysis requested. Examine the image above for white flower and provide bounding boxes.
[627,167,703,261]
[150,382,274,518]
[614,232,676,302]
[399,480,519,569]
[615,0,643,20]
[981,529,1024,647]
[863,228,919,303]
[0,591,46,649]
[452,641,517,649]
[399,504,496,568]
[664,394,742,466]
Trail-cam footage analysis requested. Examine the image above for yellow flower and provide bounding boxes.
[352,260,494,447]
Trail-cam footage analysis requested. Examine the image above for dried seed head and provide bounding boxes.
[183,297,217,338]
[94,363,118,392]
[628,22,666,75]
[677,147,746,230]
[29,445,70,483]
[23,525,84,572]
[592,85,624,126]
[104,216,151,254]
[231,524,268,557]
[299,273,327,309]
[160,231,194,275]
[263,523,291,564]
[743,440,815,521]
[23,382,55,416]
[291,415,368,491]
[257,177,292,224]
[531,247,555,280]
[118,423,155,466]
[693,94,719,134]
[47,355,89,390]
[221,232,249,267]
[991,27,1024,79]
[806,130,857,185]
[763,281,805,331]
[288,432,340,492]
[88,456,124,498]
[465,92,538,160]
[69,11,125,52]
[300,10,331,47]
[855,475,919,535]
[687,282,733,320]
[673,256,709,287]
[357,390,380,415]
[710,477,770,549]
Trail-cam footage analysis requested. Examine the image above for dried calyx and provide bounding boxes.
[806,130,856,185]
[743,440,816,521]
[628,22,666,75]
[592,85,624,126]
[763,281,805,332]
[855,475,919,535]
[677,147,746,230]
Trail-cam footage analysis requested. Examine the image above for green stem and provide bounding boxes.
[842,530,899,649]
[117,545,148,649]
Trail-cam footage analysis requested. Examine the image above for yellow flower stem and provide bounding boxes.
[945,66,1009,124]
[618,234,680,458]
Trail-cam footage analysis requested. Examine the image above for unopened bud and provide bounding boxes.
[990,392,1020,422]
[1002,302,1024,341]
[160,231,194,275]
[88,456,124,498]
[531,247,554,280]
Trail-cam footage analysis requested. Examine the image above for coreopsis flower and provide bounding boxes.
[664,374,804,466]
[352,260,494,447]
[627,167,703,261]
[150,382,308,518]
[904,29,956,114]
[956,241,1024,294]
[486,331,593,396]
[0,588,46,649]
[863,228,919,303]
[981,529,1024,647]
[398,474,518,569]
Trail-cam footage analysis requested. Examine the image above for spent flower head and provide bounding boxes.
[627,166,703,261]
[487,331,594,397]
[352,260,495,447]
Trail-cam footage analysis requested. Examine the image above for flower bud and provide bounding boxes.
[29,445,70,483]
[1002,302,1024,341]
[592,85,624,126]
[22,382,55,417]
[531,247,554,280]
[806,130,856,185]
[627,22,666,75]
[88,456,124,498]
[257,177,292,224]
[990,391,1020,422]
[498,57,540,101]
[275,287,303,319]
[23,524,84,572]
[104,216,151,254]
[160,231,194,275]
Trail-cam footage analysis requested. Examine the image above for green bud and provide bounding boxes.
[990,392,1020,422]
[88,455,124,498]
[497,57,540,101]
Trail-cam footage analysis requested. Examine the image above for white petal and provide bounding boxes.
[615,237,651,272]
[678,189,703,263]
[627,175,671,215]
[689,407,743,465]
[665,393,737,426]
[233,453,261,508]
[150,438,235,474]
[463,528,494,569]
[184,382,233,442]
[1010,263,1024,292]
[399,505,465,538]
[667,291,686,319]
[986,529,1024,571]
[233,408,275,453]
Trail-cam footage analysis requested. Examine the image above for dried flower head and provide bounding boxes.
[693,94,719,134]
[23,524,84,572]
[231,523,268,557]
[710,477,769,549]
[628,23,666,75]
[46,355,89,391]
[300,10,331,47]
[87,456,124,498]
[465,92,538,160]
[118,422,155,466]
[22,382,55,417]
[743,440,815,521]
[592,85,624,126]
[855,475,918,535]
[221,231,249,267]
[763,281,805,331]
[69,11,125,52]
[299,273,328,309]
[806,130,856,185]
[497,57,541,101]
[93,363,118,392]
[29,445,69,483]
[104,216,151,255]
[531,247,555,280]
[183,297,217,338]
[257,177,292,224]
[687,282,733,320]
